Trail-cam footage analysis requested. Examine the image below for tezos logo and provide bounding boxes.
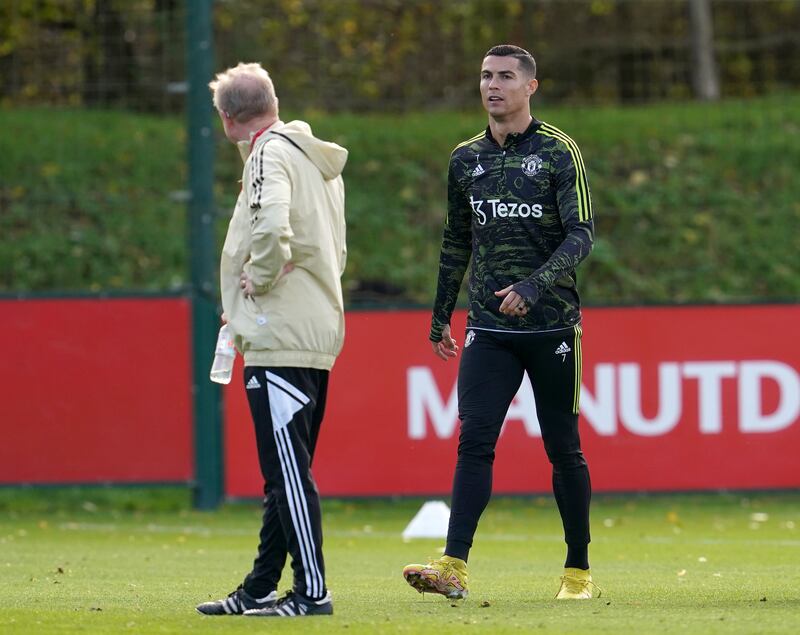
[469,195,543,225]
[521,154,543,177]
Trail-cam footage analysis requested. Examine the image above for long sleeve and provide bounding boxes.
[245,145,293,294]
[430,158,473,342]
[513,140,594,305]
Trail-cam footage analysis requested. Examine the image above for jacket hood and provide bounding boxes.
[252,120,348,180]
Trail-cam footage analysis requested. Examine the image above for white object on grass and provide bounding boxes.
[402,500,451,540]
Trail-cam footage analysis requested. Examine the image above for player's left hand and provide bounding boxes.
[240,272,256,298]
[495,285,529,316]
[240,263,294,298]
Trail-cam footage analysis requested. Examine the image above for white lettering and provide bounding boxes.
[739,361,800,433]
[580,363,616,435]
[682,362,737,434]
[407,366,459,439]
[619,363,681,436]
[469,195,486,225]
[406,360,799,441]
[467,197,543,222]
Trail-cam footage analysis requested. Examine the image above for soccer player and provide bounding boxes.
[403,45,598,600]
[196,63,347,618]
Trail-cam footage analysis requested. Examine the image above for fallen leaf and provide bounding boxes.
[666,511,680,524]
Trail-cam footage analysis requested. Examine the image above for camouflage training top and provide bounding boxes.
[430,118,594,341]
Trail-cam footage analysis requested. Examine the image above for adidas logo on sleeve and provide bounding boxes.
[246,376,262,390]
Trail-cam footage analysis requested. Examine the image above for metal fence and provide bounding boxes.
[2,0,798,112]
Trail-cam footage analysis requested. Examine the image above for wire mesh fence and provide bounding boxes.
[1,0,798,112]
[0,1,185,112]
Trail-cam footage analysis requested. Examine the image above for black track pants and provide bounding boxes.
[445,326,591,562]
[241,366,329,600]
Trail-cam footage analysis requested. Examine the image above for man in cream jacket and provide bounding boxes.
[197,63,346,619]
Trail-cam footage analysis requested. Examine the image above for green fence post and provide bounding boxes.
[186,1,223,510]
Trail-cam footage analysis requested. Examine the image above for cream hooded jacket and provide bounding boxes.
[221,120,347,370]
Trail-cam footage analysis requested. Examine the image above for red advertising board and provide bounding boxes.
[224,305,800,497]
[2,299,798,495]
[0,298,193,484]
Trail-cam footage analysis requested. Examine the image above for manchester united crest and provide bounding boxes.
[521,154,543,177]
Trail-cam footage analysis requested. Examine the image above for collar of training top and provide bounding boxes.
[249,122,279,152]
[485,117,543,148]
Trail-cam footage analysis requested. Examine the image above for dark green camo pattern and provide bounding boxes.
[430,119,594,341]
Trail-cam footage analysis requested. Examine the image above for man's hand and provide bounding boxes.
[240,263,294,298]
[280,262,295,278]
[240,272,256,298]
[432,324,459,361]
[495,285,529,316]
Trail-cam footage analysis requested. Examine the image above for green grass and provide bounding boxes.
[1,488,799,633]
[1,96,799,304]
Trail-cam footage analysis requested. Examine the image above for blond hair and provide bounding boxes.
[209,62,278,123]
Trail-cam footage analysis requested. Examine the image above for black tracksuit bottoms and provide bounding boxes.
[445,326,592,564]
[241,366,329,601]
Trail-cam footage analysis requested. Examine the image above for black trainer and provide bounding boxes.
[196,586,277,615]
[244,590,333,617]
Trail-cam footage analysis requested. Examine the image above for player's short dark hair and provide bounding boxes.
[484,44,537,79]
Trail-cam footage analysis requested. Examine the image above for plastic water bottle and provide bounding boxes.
[209,324,235,384]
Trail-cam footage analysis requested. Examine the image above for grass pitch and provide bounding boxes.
[1,488,798,634]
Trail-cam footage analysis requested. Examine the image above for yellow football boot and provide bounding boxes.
[402,555,469,600]
[555,567,601,599]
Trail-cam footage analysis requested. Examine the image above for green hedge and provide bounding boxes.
[1,96,798,304]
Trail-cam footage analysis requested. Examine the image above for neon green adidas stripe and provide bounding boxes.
[453,130,486,152]
[540,123,591,221]
[539,123,590,219]
[537,123,593,222]
[573,325,583,414]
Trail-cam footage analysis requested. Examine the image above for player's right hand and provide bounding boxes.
[432,324,459,361]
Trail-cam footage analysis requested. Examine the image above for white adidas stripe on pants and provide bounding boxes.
[265,371,325,599]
